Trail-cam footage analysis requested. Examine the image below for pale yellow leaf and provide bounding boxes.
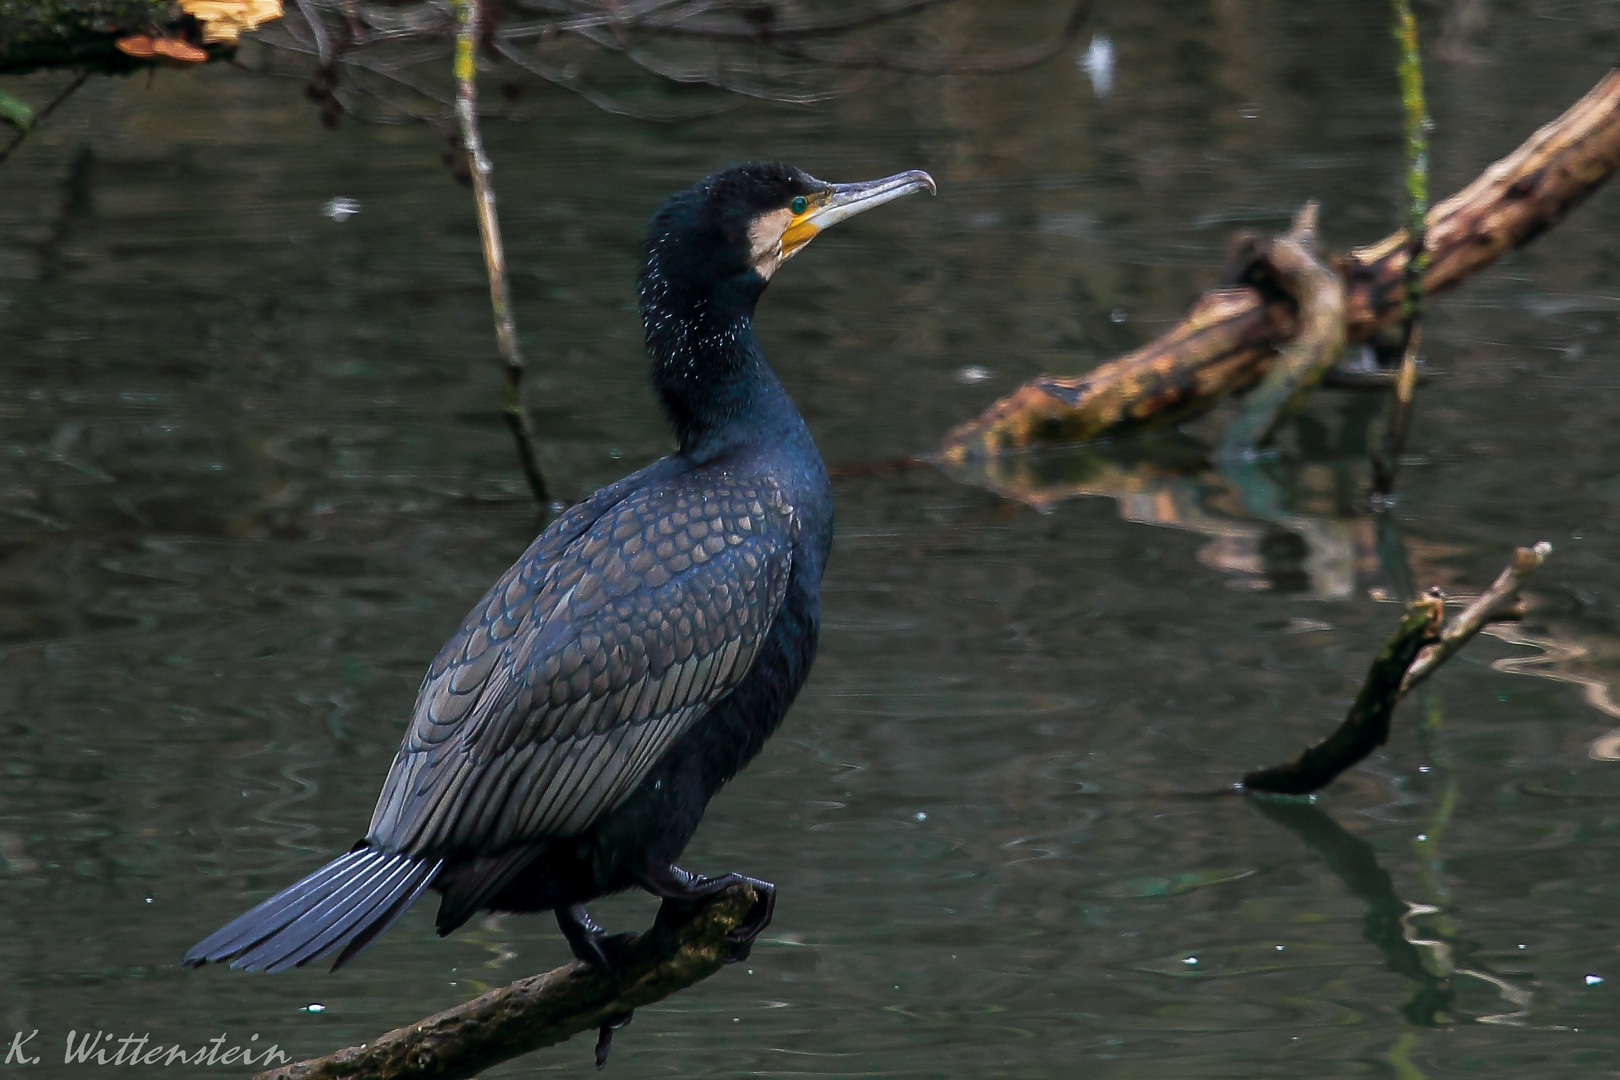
[178,0,283,44]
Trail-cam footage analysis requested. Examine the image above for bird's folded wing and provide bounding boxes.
[366,476,797,856]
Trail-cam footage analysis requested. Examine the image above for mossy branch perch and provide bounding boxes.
[253,883,758,1080]
[1243,543,1549,795]
[939,69,1620,460]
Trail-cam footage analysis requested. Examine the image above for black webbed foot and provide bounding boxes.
[593,1010,633,1069]
[557,904,635,981]
[641,865,776,963]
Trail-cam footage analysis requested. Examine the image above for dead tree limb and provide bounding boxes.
[938,69,1620,461]
[1243,543,1550,795]
[253,883,758,1080]
[1216,202,1346,457]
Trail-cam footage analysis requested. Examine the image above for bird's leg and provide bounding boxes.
[557,907,636,1069]
[556,904,635,981]
[639,865,776,963]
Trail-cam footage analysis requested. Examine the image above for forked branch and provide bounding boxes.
[1243,544,1550,795]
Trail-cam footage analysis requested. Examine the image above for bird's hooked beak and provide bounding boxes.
[780,169,937,260]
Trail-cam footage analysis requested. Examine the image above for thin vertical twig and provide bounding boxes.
[1373,0,1429,500]
[0,72,90,167]
[455,0,550,507]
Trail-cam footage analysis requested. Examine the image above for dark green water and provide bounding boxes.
[4,2,1620,1075]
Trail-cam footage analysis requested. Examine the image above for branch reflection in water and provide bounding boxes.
[927,409,1620,759]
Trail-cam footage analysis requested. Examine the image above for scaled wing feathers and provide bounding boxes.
[366,474,796,856]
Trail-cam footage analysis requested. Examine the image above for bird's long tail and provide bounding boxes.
[183,845,442,973]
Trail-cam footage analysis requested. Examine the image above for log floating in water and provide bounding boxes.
[938,69,1620,461]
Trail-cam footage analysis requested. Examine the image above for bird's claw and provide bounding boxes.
[593,1010,633,1069]
[558,905,636,983]
[643,869,776,963]
[720,878,775,964]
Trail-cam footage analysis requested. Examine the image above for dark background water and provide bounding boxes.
[4,1,1620,1075]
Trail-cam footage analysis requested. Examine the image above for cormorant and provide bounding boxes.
[184,164,935,986]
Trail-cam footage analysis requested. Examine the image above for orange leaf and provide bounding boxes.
[152,38,209,63]
[115,35,157,58]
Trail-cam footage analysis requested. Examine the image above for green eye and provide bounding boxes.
[790,196,808,215]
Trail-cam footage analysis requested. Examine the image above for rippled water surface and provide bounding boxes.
[4,2,1620,1076]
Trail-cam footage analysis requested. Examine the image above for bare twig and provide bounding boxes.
[763,0,1094,75]
[636,0,950,41]
[1402,541,1552,693]
[253,883,759,1080]
[1372,0,1430,499]
[1372,327,1421,496]
[455,0,549,507]
[0,72,89,167]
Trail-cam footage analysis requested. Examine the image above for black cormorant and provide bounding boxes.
[184,163,935,985]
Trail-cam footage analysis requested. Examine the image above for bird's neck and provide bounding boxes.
[643,274,809,464]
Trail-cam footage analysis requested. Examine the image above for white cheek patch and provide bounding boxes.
[747,208,793,280]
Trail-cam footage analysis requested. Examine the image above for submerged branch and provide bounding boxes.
[1243,543,1550,795]
[254,883,758,1080]
[939,68,1620,460]
[1243,593,1444,795]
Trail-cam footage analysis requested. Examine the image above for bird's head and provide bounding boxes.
[640,161,936,311]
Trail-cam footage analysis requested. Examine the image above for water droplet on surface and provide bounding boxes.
[1184,956,1198,966]
[955,365,991,384]
[1586,974,1605,986]
[914,811,927,821]
[1110,308,1128,323]
[303,1003,326,1014]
